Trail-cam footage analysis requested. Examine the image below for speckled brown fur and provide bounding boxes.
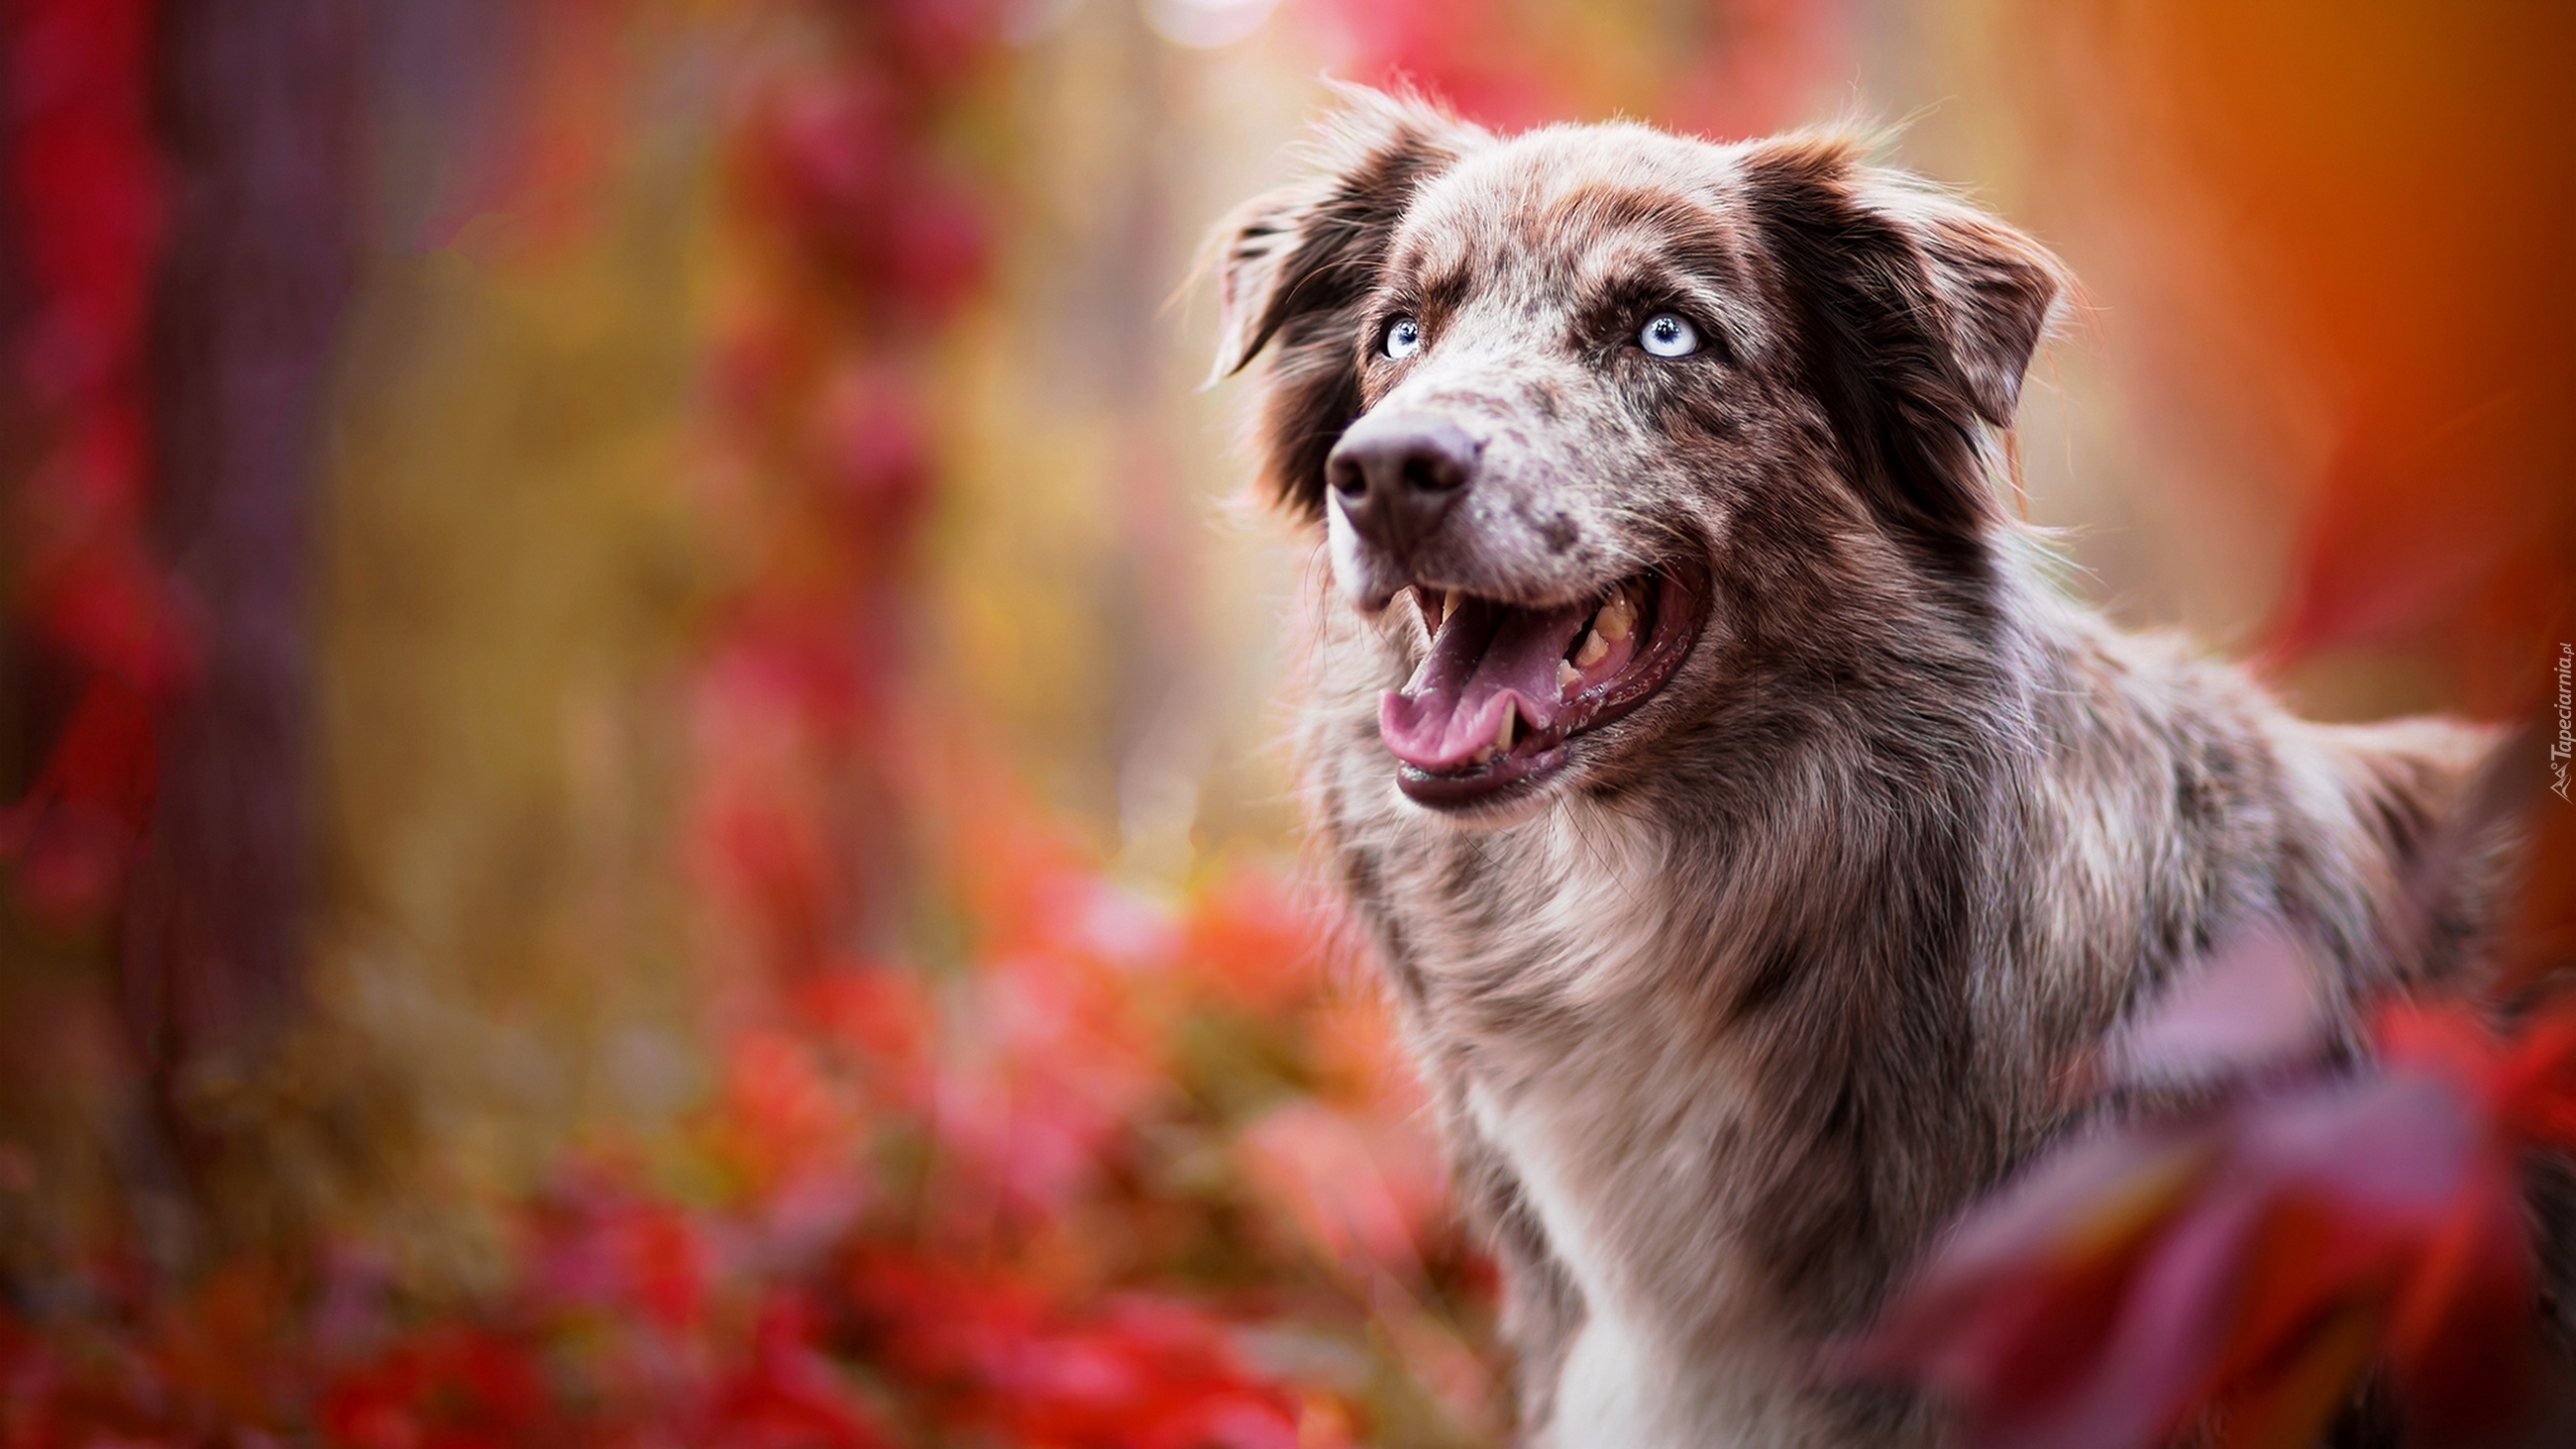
[1210,87,2507,1448]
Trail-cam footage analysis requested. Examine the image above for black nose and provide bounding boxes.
[1324,413,1478,559]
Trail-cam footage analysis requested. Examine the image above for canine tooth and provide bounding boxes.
[1557,660,1581,693]
[1597,590,1637,642]
[1572,629,1610,669]
[1495,699,1518,752]
[1442,591,1460,626]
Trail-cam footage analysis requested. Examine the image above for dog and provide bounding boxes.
[1207,87,2519,1447]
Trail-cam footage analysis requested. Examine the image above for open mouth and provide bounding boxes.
[1378,563,1708,808]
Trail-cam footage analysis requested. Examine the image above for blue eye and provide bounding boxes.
[1639,313,1699,359]
[1384,317,1424,359]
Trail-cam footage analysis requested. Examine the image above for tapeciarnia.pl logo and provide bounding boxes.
[2552,641,2572,802]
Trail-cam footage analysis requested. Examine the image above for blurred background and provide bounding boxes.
[0,0,2567,1443]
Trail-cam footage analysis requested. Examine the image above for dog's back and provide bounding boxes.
[1213,88,2512,1447]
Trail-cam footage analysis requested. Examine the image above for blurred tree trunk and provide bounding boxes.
[120,0,354,1247]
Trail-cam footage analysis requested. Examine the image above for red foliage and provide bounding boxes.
[703,1295,889,1449]
[6,0,162,411]
[1236,1100,1445,1289]
[0,847,1393,1445]
[1852,955,2576,1449]
[0,673,159,915]
[850,1254,1313,1449]
[1,0,186,917]
[1179,870,1329,1016]
[318,1326,551,1449]
[742,68,990,336]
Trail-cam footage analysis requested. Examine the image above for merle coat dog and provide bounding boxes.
[1209,87,2506,1448]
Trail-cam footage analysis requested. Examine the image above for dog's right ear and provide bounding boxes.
[1208,85,1485,520]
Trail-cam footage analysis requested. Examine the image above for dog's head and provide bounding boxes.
[1213,87,2065,817]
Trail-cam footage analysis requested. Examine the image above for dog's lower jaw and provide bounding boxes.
[1392,771,1557,830]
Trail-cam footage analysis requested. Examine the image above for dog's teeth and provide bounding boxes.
[1495,698,1518,752]
[1557,660,1581,694]
[1596,590,1636,643]
[1572,629,1610,669]
[1442,591,1460,626]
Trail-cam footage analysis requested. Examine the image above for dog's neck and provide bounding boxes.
[1309,539,2039,1307]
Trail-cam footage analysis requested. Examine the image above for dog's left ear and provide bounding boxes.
[1743,135,2067,563]
[1205,85,1487,519]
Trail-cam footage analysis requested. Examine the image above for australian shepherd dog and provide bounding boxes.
[1207,87,2522,1448]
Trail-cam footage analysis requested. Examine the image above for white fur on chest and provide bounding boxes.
[1473,1061,1847,1449]
[1467,1078,1682,1447]
[1379,808,1801,1447]
[1325,746,1845,1441]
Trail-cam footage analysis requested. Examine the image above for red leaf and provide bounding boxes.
[2382,1161,2540,1445]
[0,674,160,914]
[2096,924,2331,1090]
[1850,1053,2543,1449]
[2206,1299,2381,1449]
[317,1327,548,1449]
[704,1295,888,1449]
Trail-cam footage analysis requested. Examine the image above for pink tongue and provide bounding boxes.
[1379,595,1593,772]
